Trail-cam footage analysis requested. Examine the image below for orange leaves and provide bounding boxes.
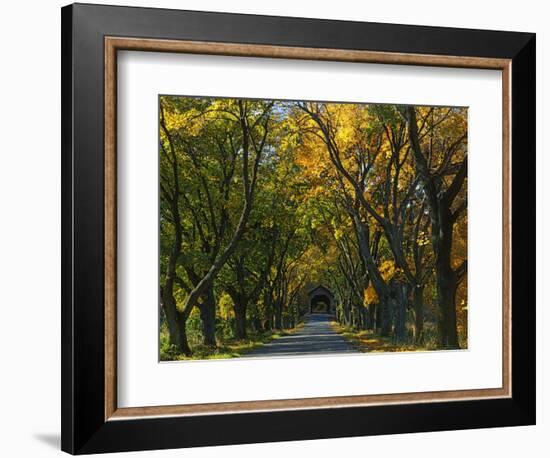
[363,260,404,305]
[364,285,378,305]
[379,259,404,282]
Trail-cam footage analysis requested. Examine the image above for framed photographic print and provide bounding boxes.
[61,3,536,454]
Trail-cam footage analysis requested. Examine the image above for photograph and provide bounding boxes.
[0,0,542,456]
[159,96,468,361]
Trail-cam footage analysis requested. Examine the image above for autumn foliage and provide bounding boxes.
[159,97,468,359]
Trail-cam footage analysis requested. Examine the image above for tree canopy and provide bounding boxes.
[159,96,468,359]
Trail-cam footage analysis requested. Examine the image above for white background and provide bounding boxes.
[118,52,502,407]
[0,0,545,457]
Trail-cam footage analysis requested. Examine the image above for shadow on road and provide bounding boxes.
[244,313,358,358]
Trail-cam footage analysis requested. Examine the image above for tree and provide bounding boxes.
[222,224,278,339]
[402,106,467,348]
[159,96,469,358]
[296,102,462,345]
[160,98,274,354]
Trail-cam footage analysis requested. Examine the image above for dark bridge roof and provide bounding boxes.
[307,285,333,298]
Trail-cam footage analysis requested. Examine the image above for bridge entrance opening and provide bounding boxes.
[307,285,334,314]
[310,294,331,313]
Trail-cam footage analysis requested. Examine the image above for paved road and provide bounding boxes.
[244,313,359,358]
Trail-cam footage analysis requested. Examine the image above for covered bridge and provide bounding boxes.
[307,285,335,314]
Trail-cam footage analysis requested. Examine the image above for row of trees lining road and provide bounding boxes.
[159,96,468,359]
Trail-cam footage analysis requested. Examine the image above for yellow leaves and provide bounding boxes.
[334,228,344,241]
[362,190,373,202]
[218,292,234,320]
[363,261,404,306]
[381,142,392,160]
[335,123,355,150]
[416,231,430,247]
[306,184,328,199]
[321,104,369,153]
[380,260,405,282]
[162,109,183,130]
[161,104,206,137]
[379,259,399,281]
[295,146,323,169]
[364,285,378,305]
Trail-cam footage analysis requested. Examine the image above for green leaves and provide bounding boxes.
[159,97,468,357]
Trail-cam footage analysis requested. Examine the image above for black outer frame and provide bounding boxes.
[61,2,536,454]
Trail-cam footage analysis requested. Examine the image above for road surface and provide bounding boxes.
[244,313,358,358]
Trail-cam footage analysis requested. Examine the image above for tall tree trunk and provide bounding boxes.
[353,214,391,336]
[352,304,362,330]
[274,300,283,330]
[433,210,460,348]
[289,307,296,328]
[343,299,351,327]
[413,285,425,345]
[375,302,382,334]
[264,299,273,331]
[161,294,191,356]
[160,104,193,356]
[199,286,217,347]
[392,280,407,344]
[234,301,248,339]
[252,315,264,333]
[159,194,191,355]
[367,303,376,330]
[436,257,459,348]
[361,306,369,330]
[380,301,392,337]
[350,303,357,330]
[404,106,466,350]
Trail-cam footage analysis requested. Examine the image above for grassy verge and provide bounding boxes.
[161,324,303,361]
[330,320,436,353]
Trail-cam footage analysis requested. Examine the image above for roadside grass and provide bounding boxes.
[330,320,439,353]
[161,323,304,361]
